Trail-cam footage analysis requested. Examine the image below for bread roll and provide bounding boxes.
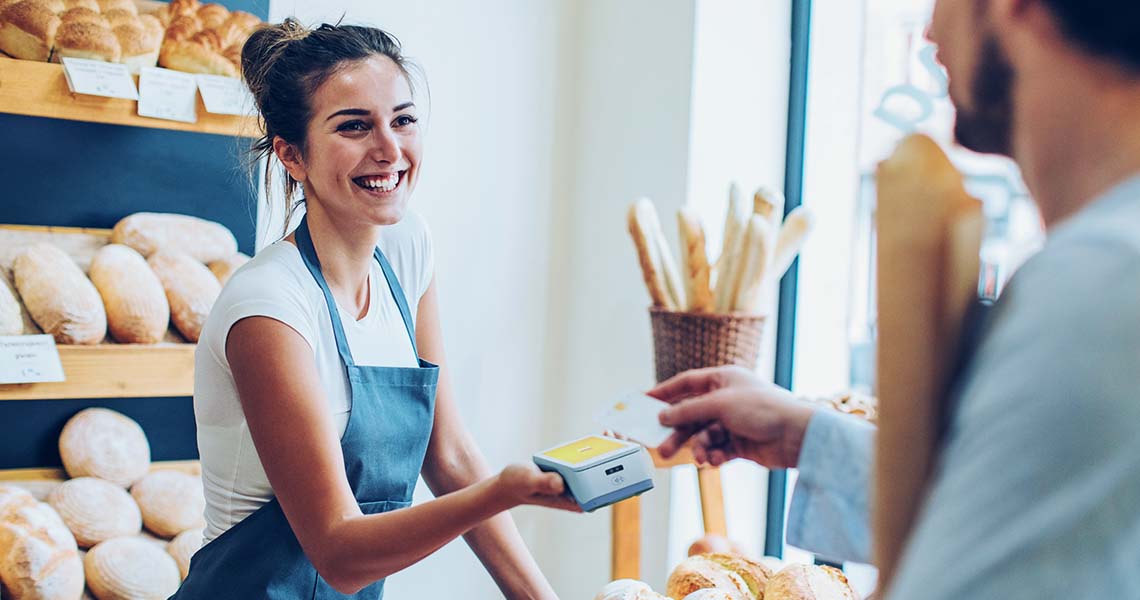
[84,537,180,600]
[703,553,773,599]
[0,273,24,336]
[195,2,227,29]
[53,19,121,63]
[13,243,107,345]
[666,555,749,600]
[160,13,200,42]
[146,251,221,342]
[130,471,205,539]
[159,38,239,77]
[113,21,158,74]
[628,198,675,309]
[165,528,201,580]
[0,1,61,61]
[762,564,855,600]
[207,252,249,285]
[47,477,142,548]
[677,209,713,312]
[95,0,134,13]
[89,244,169,344]
[111,213,238,263]
[100,8,136,27]
[223,9,260,33]
[0,486,85,600]
[687,534,743,558]
[60,2,100,17]
[59,408,151,488]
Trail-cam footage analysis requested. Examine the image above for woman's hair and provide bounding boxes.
[241,19,420,229]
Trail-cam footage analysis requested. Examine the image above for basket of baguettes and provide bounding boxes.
[627,186,813,383]
[0,0,265,77]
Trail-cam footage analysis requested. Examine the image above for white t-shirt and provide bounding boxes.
[194,211,433,543]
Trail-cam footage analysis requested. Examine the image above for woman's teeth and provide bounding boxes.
[355,172,400,192]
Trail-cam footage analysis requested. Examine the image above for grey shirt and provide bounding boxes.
[789,174,1140,598]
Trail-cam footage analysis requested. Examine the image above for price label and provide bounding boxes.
[196,74,256,116]
[61,58,138,100]
[0,335,65,384]
[138,67,198,123]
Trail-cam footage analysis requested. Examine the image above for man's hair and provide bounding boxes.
[1041,0,1140,72]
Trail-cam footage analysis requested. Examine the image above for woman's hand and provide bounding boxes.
[495,464,582,513]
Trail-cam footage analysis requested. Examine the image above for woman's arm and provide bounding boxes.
[415,280,562,600]
[226,315,568,595]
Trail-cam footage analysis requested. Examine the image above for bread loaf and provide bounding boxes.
[666,555,749,600]
[677,209,713,312]
[0,0,61,61]
[0,485,86,600]
[130,471,205,539]
[702,553,773,599]
[13,243,107,345]
[59,408,151,488]
[46,477,142,549]
[0,273,24,336]
[113,20,158,73]
[159,38,238,77]
[89,244,169,344]
[53,19,121,63]
[762,564,855,600]
[207,252,249,285]
[146,251,221,342]
[111,213,238,263]
[84,537,180,600]
[680,589,745,600]
[58,6,103,25]
[195,1,227,29]
[165,528,201,580]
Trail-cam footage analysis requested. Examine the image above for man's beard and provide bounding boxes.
[954,35,1015,156]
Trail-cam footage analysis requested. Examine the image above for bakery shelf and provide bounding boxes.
[0,57,260,138]
[0,343,195,401]
[0,460,200,488]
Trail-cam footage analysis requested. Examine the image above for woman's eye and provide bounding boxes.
[394,115,418,128]
[338,120,370,132]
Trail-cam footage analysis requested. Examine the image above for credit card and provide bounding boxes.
[594,392,675,448]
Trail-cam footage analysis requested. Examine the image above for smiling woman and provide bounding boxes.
[173,18,579,600]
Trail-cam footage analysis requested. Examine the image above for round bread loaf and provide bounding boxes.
[703,553,773,599]
[85,536,181,600]
[47,477,142,548]
[666,555,750,600]
[0,485,86,600]
[763,564,856,600]
[90,244,170,344]
[166,528,202,580]
[59,408,151,487]
[13,242,107,345]
[130,471,205,539]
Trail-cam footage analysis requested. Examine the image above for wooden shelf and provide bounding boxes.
[0,460,200,484]
[0,57,260,138]
[0,343,195,401]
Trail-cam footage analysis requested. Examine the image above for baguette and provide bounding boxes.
[677,208,714,312]
[770,206,814,280]
[730,215,771,313]
[627,199,674,309]
[713,183,748,289]
[752,187,785,228]
[654,223,687,312]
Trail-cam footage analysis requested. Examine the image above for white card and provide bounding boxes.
[196,74,257,116]
[61,57,138,100]
[138,67,198,123]
[0,335,65,384]
[594,392,675,448]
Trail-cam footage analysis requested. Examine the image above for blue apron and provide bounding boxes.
[173,216,439,599]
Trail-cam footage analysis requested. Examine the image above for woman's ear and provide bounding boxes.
[272,137,307,184]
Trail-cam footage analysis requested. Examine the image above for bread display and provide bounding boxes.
[59,408,151,488]
[130,470,204,539]
[146,251,221,342]
[46,477,142,548]
[0,485,86,600]
[89,244,169,344]
[111,212,237,264]
[12,242,106,345]
[165,527,200,580]
[762,564,856,600]
[207,252,249,285]
[84,536,180,600]
[873,134,983,587]
[0,0,61,61]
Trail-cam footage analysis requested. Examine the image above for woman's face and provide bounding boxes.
[285,54,421,226]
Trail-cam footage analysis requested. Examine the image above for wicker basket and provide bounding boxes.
[649,308,767,383]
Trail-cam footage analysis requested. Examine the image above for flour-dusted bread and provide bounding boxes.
[89,245,170,344]
[666,555,750,600]
[130,471,204,539]
[0,485,86,600]
[59,408,151,488]
[46,478,142,549]
[110,213,237,263]
[146,251,221,343]
[84,537,180,600]
[206,252,249,286]
[0,272,24,335]
[762,564,856,600]
[702,553,773,599]
[12,243,106,345]
[165,528,201,580]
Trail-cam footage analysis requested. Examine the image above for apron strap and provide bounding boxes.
[372,246,421,357]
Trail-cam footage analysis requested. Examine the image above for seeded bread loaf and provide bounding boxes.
[146,251,221,343]
[0,0,61,61]
[13,243,106,345]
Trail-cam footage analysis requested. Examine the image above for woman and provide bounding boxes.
[177,19,575,599]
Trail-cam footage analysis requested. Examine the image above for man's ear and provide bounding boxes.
[272,137,306,184]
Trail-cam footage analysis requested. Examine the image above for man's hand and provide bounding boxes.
[650,366,815,469]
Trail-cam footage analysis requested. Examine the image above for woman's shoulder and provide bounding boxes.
[377,209,434,300]
[377,209,432,252]
[221,242,314,300]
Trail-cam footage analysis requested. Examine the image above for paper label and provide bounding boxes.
[196,74,257,116]
[138,67,198,123]
[594,392,675,448]
[61,58,138,100]
[0,335,65,384]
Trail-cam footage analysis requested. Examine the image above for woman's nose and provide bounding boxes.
[369,126,401,163]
